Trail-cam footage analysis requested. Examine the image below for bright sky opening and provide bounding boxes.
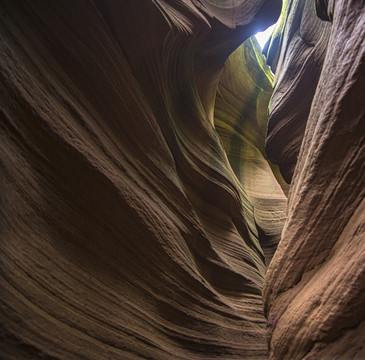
[255,23,276,49]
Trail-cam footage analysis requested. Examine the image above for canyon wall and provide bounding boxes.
[214,38,288,266]
[264,0,365,358]
[0,0,281,359]
[0,0,364,359]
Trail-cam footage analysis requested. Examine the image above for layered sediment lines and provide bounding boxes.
[264,0,365,358]
[0,0,282,359]
[1,0,364,359]
[264,0,331,183]
[214,38,287,265]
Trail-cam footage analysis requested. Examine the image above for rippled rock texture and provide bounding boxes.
[214,38,288,266]
[0,0,282,359]
[264,0,365,358]
[1,0,364,359]
[264,0,331,183]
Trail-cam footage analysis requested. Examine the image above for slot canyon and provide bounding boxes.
[0,0,364,359]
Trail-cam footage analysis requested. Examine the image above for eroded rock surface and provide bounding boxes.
[264,0,331,182]
[264,0,365,358]
[1,0,364,359]
[0,0,281,359]
[214,38,288,265]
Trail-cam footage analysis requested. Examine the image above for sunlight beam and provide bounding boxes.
[255,24,276,49]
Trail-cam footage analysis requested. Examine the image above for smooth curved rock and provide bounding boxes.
[264,0,331,182]
[264,0,365,358]
[0,0,281,358]
[214,37,288,265]
[3,0,363,358]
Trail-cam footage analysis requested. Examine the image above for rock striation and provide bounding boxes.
[214,38,288,265]
[1,0,364,359]
[264,0,331,183]
[263,0,365,358]
[0,0,281,359]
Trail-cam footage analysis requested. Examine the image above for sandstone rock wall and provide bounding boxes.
[214,38,288,265]
[264,0,331,183]
[1,0,364,359]
[0,0,281,358]
[263,0,365,358]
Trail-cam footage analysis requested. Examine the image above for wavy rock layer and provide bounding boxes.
[0,0,281,359]
[214,38,288,265]
[264,0,331,182]
[264,0,365,358]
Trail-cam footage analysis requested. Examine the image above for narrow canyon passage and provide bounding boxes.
[0,1,364,359]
